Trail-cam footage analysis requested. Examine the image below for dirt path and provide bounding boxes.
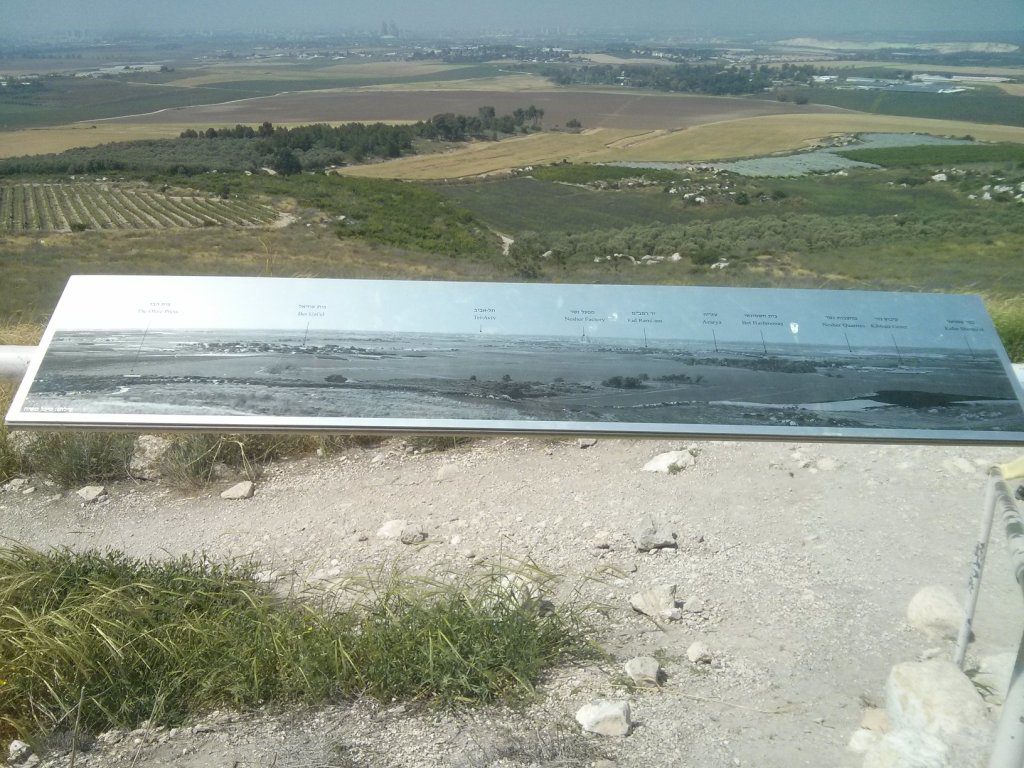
[2,437,1021,767]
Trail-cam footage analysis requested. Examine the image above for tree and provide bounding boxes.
[271,148,302,175]
[566,118,582,129]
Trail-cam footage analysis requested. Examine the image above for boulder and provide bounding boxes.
[632,515,677,552]
[847,728,881,754]
[129,435,170,480]
[886,660,990,744]
[907,586,963,641]
[575,699,632,736]
[862,729,947,768]
[973,651,1015,705]
[220,481,254,500]
[624,656,662,687]
[76,485,107,503]
[641,450,695,474]
[629,584,681,621]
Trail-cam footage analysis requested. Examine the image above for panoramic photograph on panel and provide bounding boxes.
[9,275,1024,439]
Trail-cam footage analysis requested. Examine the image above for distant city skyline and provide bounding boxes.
[3,0,1023,38]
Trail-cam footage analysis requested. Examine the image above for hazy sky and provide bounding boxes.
[5,0,1023,37]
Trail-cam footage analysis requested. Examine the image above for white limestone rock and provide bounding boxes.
[632,515,677,551]
[624,656,662,687]
[641,450,695,474]
[629,584,681,621]
[862,729,948,768]
[76,485,107,503]
[973,651,1015,705]
[686,641,713,664]
[129,435,170,480]
[886,660,990,744]
[906,586,963,641]
[575,699,632,736]
[220,481,254,500]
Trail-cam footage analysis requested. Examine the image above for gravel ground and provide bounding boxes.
[2,436,1021,768]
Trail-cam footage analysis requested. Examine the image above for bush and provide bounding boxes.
[23,432,134,488]
[0,547,591,743]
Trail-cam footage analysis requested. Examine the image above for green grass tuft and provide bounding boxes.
[22,432,135,489]
[0,547,591,745]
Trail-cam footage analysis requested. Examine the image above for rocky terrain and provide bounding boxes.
[2,436,1022,768]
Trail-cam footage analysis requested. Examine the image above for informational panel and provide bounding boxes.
[7,275,1024,444]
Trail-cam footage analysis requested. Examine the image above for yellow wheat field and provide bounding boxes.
[0,124,188,159]
[338,113,1024,179]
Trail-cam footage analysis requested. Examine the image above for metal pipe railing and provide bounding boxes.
[0,346,35,380]
[988,476,1024,768]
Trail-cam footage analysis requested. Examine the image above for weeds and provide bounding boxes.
[157,433,321,487]
[0,383,23,484]
[0,547,591,745]
[22,432,134,488]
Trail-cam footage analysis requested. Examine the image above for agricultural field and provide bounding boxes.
[340,113,1024,180]
[0,124,195,159]
[0,182,278,233]
[103,88,836,129]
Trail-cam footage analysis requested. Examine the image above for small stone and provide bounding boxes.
[7,478,27,490]
[632,515,677,552]
[377,519,407,539]
[577,437,598,449]
[815,457,839,471]
[400,524,427,545]
[861,708,890,732]
[575,699,632,736]
[76,485,107,502]
[687,641,712,664]
[23,756,40,768]
[847,728,881,754]
[21,487,35,495]
[642,450,695,474]
[220,481,254,500]
[8,740,32,764]
[624,656,662,687]
[629,584,681,621]
[593,530,612,549]
[906,585,962,640]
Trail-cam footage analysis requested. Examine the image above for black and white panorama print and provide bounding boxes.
[8,276,1024,444]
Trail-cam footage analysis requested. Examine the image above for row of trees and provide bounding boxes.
[0,105,551,177]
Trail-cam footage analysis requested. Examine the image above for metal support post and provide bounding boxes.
[0,345,34,381]
[988,477,1024,768]
[955,471,1000,668]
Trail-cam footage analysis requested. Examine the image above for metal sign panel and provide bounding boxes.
[6,275,1024,444]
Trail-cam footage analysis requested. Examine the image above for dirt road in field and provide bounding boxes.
[2,436,1021,767]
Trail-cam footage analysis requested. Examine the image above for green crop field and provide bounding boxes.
[0,182,278,233]
[837,142,1024,166]
[800,88,1024,127]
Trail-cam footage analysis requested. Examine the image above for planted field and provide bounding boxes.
[0,183,277,233]
[106,88,837,129]
[837,142,1024,166]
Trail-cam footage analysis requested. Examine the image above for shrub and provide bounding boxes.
[0,383,22,484]
[157,433,316,487]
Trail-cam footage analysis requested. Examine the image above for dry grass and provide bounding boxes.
[0,322,42,346]
[339,129,648,179]
[337,113,1024,179]
[0,124,187,159]
[586,113,1024,162]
